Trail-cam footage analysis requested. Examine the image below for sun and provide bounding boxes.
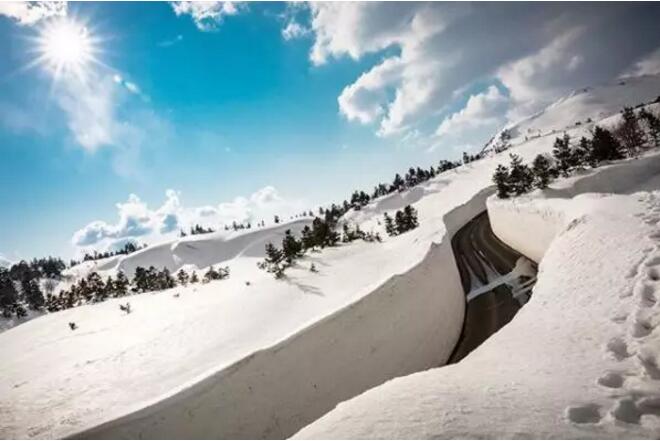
[34,18,100,80]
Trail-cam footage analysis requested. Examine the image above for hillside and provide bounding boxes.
[1,74,660,439]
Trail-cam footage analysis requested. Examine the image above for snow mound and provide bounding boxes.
[295,175,660,439]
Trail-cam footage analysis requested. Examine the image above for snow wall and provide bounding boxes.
[70,190,493,439]
[488,153,660,262]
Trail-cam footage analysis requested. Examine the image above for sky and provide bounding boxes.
[1,1,660,262]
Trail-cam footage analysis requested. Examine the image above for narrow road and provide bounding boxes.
[448,211,535,364]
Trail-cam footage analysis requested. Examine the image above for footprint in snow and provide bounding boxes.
[565,403,602,424]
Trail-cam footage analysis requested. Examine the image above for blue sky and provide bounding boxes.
[1,2,659,261]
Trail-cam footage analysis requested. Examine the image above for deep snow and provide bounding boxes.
[2,74,660,439]
[295,175,660,439]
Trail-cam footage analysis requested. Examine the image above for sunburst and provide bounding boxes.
[30,17,103,82]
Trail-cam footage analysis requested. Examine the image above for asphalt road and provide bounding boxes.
[447,211,535,364]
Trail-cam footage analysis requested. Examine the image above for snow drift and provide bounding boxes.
[295,169,660,440]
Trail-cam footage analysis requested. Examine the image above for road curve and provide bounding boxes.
[448,211,535,364]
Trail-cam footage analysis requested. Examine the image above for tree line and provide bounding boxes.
[493,106,660,198]
[0,261,229,319]
[75,241,146,264]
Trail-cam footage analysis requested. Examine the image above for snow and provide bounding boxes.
[3,74,660,439]
[294,175,660,440]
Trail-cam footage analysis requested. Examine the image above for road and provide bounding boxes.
[447,211,535,364]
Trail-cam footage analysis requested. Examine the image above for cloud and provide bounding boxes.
[436,86,509,137]
[71,186,307,253]
[302,3,660,144]
[170,1,244,31]
[624,48,660,77]
[282,21,309,41]
[0,1,67,26]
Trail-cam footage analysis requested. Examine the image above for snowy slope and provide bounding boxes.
[485,74,660,151]
[295,170,660,439]
[2,74,660,439]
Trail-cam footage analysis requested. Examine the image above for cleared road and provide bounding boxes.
[448,211,535,364]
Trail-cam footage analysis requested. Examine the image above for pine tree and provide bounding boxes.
[507,154,533,195]
[0,269,18,317]
[384,212,397,236]
[574,137,591,168]
[591,126,624,163]
[301,225,315,250]
[132,266,150,293]
[158,268,176,290]
[403,205,419,231]
[281,230,303,264]
[177,269,190,286]
[114,271,129,297]
[391,173,405,192]
[274,215,280,224]
[394,210,406,234]
[640,108,660,147]
[617,107,646,156]
[552,134,572,177]
[86,272,104,302]
[203,266,219,283]
[492,164,510,199]
[21,278,44,310]
[264,243,283,266]
[531,154,552,189]
[189,271,199,284]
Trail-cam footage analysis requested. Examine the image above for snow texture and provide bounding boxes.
[2,74,660,439]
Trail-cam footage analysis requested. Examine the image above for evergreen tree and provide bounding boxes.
[158,268,176,290]
[403,205,419,231]
[617,107,646,156]
[507,154,533,195]
[552,134,572,177]
[203,266,219,283]
[640,108,660,147]
[492,164,510,199]
[591,126,624,163]
[176,269,190,286]
[391,173,405,192]
[132,266,150,293]
[21,278,44,310]
[114,271,129,297]
[0,269,18,317]
[264,242,283,266]
[274,215,280,224]
[394,210,406,234]
[384,212,397,236]
[86,272,104,302]
[189,271,199,284]
[301,225,316,250]
[574,137,591,168]
[531,154,552,190]
[281,229,303,264]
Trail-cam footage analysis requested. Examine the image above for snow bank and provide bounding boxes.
[295,185,660,439]
[75,238,463,440]
[73,190,504,439]
[488,151,660,262]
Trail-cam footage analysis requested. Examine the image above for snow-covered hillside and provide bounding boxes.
[2,74,660,439]
[296,161,660,439]
[485,74,660,152]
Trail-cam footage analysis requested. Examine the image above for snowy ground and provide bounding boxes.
[2,74,660,439]
[295,164,660,439]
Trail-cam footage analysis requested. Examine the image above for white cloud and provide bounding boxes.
[625,48,660,77]
[71,186,307,253]
[170,1,244,31]
[302,3,660,145]
[0,1,67,26]
[282,20,309,41]
[436,86,509,137]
